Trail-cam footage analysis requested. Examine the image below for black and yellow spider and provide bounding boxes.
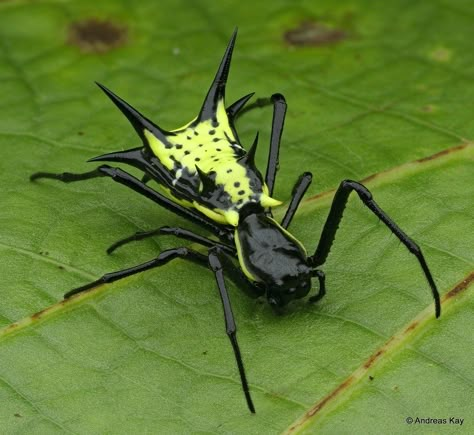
[31,29,441,413]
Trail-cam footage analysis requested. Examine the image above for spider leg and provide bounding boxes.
[309,270,326,303]
[265,94,287,200]
[280,172,312,229]
[64,247,207,298]
[30,165,231,241]
[231,96,272,120]
[208,247,257,413]
[309,180,441,318]
[65,243,258,413]
[141,173,151,184]
[107,225,235,255]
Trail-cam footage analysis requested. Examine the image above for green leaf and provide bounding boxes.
[1,1,472,434]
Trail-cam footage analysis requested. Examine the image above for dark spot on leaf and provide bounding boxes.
[187,136,192,140]
[78,131,84,136]
[404,321,419,333]
[226,169,232,173]
[195,157,200,162]
[175,144,183,149]
[285,21,348,47]
[184,151,190,155]
[14,413,22,418]
[213,138,220,142]
[369,375,374,381]
[234,182,240,187]
[58,265,64,270]
[444,271,474,299]
[209,129,215,135]
[32,308,47,321]
[363,349,385,369]
[238,190,245,195]
[416,143,467,164]
[68,19,127,53]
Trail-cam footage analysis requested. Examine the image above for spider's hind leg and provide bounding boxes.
[107,226,235,255]
[64,247,207,299]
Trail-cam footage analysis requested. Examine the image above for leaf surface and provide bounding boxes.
[0,1,472,433]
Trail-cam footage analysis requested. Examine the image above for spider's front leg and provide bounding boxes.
[309,180,441,318]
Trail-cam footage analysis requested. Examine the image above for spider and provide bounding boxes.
[31,29,441,413]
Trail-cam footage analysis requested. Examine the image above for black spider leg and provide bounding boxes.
[63,243,257,413]
[64,246,207,298]
[30,165,232,242]
[232,96,272,120]
[107,225,235,255]
[208,247,256,413]
[309,180,441,318]
[280,172,313,229]
[265,94,287,203]
[310,270,326,303]
[141,173,151,184]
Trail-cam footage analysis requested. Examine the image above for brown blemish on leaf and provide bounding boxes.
[303,376,355,419]
[443,272,474,300]
[285,21,348,47]
[416,143,468,163]
[68,18,127,53]
[363,348,385,369]
[404,321,419,333]
[430,47,452,63]
[421,105,436,113]
[4,323,19,333]
[31,308,48,321]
